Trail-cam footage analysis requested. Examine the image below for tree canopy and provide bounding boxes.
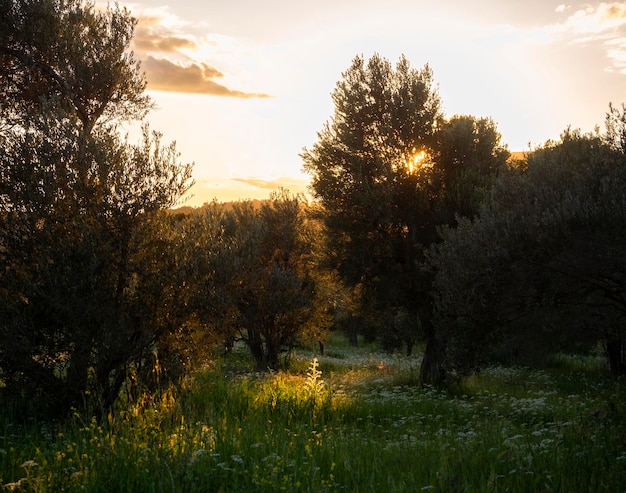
[0,0,151,133]
[177,192,334,370]
[428,126,626,376]
[302,53,509,368]
[302,53,441,283]
[0,0,193,415]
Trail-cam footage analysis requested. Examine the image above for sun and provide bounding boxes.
[406,149,429,173]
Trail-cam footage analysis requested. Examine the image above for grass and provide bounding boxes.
[1,334,625,492]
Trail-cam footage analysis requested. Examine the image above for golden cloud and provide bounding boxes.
[132,12,271,98]
[179,177,310,206]
[143,56,271,98]
[134,32,196,53]
[231,176,309,192]
[548,2,626,74]
[561,2,626,33]
[602,2,626,20]
[132,14,197,53]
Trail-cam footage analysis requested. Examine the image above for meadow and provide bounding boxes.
[1,334,625,492]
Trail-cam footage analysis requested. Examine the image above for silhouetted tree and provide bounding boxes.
[432,115,509,222]
[226,191,332,370]
[418,115,509,381]
[0,0,193,416]
[302,53,442,355]
[428,124,626,376]
[179,192,333,371]
[302,54,508,384]
[604,102,626,155]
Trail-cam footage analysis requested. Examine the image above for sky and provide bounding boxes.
[118,0,626,206]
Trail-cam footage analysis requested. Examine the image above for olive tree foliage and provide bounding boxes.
[428,123,626,377]
[224,192,333,370]
[0,0,193,415]
[302,53,442,351]
[604,102,626,154]
[302,53,441,279]
[415,114,509,384]
[301,54,508,366]
[178,192,334,370]
[0,0,151,133]
[432,115,509,222]
[0,123,193,414]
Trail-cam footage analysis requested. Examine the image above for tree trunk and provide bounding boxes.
[265,336,281,370]
[348,328,359,347]
[405,339,414,357]
[605,334,625,377]
[101,366,128,413]
[248,335,265,369]
[420,334,446,386]
[64,343,92,410]
[346,315,359,347]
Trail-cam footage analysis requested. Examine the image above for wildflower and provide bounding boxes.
[3,478,25,491]
[305,358,325,399]
[21,460,38,468]
[190,449,208,464]
[231,454,244,464]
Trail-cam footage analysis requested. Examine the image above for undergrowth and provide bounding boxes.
[1,337,625,492]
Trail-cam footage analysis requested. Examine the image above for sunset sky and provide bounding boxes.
[120,1,626,206]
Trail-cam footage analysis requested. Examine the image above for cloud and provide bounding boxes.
[133,24,196,53]
[606,36,626,72]
[131,9,271,98]
[602,2,626,20]
[180,177,310,205]
[548,2,626,73]
[231,176,309,193]
[142,56,272,97]
[559,2,626,33]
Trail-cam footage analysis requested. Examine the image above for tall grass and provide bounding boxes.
[1,338,625,492]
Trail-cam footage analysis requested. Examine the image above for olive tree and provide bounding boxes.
[302,54,508,374]
[0,0,150,133]
[0,0,193,415]
[428,126,626,376]
[302,53,442,352]
[218,191,332,370]
[432,115,509,222]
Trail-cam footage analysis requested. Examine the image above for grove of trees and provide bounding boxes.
[167,191,334,372]
[428,124,626,377]
[2,0,625,417]
[301,54,509,383]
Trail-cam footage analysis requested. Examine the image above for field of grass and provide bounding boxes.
[1,334,625,492]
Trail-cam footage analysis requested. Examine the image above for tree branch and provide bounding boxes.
[0,45,93,132]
